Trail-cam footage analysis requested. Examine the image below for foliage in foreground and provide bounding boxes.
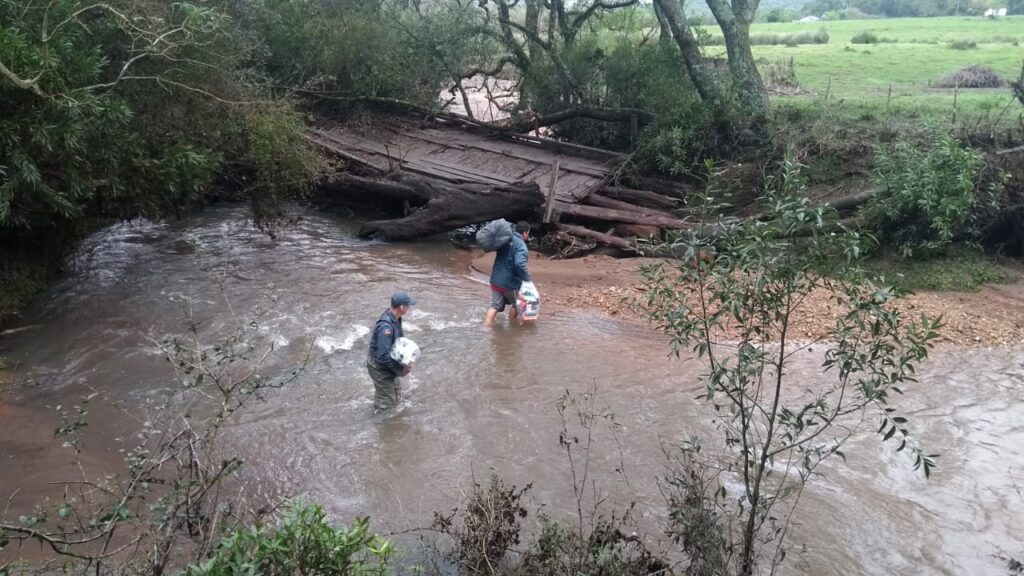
[185,501,392,576]
[640,161,941,575]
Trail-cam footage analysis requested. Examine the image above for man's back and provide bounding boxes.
[490,234,530,290]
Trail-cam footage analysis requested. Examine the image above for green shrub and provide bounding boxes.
[850,30,896,44]
[949,39,978,50]
[185,500,393,576]
[865,135,995,258]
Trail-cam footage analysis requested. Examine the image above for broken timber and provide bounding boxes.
[308,116,697,247]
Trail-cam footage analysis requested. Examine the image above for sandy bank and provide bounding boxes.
[470,251,1024,347]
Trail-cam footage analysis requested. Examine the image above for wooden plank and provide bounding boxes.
[304,134,384,174]
[403,131,468,150]
[415,157,511,185]
[420,157,515,184]
[451,138,610,179]
[544,161,561,223]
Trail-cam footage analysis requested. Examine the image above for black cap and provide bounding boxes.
[391,291,417,307]
[515,221,531,233]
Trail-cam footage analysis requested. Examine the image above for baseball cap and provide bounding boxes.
[391,291,417,307]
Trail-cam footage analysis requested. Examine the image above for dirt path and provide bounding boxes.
[471,252,1024,347]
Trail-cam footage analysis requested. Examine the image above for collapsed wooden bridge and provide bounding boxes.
[307,115,695,252]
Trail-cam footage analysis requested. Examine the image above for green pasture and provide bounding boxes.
[695,17,1024,118]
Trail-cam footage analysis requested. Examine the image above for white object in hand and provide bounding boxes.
[518,281,540,321]
[390,337,421,366]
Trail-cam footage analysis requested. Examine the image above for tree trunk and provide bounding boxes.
[525,0,542,60]
[328,174,544,241]
[705,0,769,120]
[653,0,674,44]
[652,0,727,108]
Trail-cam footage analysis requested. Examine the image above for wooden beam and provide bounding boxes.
[544,161,561,223]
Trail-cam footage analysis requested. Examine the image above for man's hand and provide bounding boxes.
[401,364,412,376]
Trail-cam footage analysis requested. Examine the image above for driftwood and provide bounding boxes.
[319,171,544,241]
[553,201,692,229]
[602,186,681,210]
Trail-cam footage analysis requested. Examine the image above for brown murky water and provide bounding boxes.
[1,206,1022,574]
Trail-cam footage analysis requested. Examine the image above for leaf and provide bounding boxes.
[883,425,896,442]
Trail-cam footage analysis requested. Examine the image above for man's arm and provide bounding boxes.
[372,324,404,374]
[514,240,532,282]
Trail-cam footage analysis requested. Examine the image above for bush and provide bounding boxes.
[850,30,895,43]
[950,39,978,50]
[865,135,996,258]
[185,500,393,576]
[431,474,529,575]
[934,65,1006,88]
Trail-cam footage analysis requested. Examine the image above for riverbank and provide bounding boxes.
[471,251,1024,347]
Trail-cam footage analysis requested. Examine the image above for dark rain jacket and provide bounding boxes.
[490,234,532,291]
[368,309,404,375]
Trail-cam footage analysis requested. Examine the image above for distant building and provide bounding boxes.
[798,15,821,22]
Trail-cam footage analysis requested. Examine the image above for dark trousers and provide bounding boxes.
[367,360,400,412]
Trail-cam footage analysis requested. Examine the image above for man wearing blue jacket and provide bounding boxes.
[484,221,532,326]
[367,291,415,412]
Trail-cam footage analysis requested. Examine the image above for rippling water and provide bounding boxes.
[1,206,1022,574]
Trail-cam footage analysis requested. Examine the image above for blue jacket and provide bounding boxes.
[490,234,532,291]
[368,309,404,375]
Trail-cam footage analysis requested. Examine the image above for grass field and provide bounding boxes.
[698,17,1024,120]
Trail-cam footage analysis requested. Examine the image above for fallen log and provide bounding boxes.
[556,224,636,250]
[613,223,660,238]
[603,186,681,210]
[635,176,691,199]
[327,172,544,241]
[319,172,434,204]
[583,193,679,218]
[553,201,692,230]
[825,188,879,212]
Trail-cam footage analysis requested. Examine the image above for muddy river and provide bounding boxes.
[1,206,1022,574]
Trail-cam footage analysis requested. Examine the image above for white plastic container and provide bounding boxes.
[517,281,540,322]
[389,337,421,366]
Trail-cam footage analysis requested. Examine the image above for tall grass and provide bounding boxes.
[704,29,829,46]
